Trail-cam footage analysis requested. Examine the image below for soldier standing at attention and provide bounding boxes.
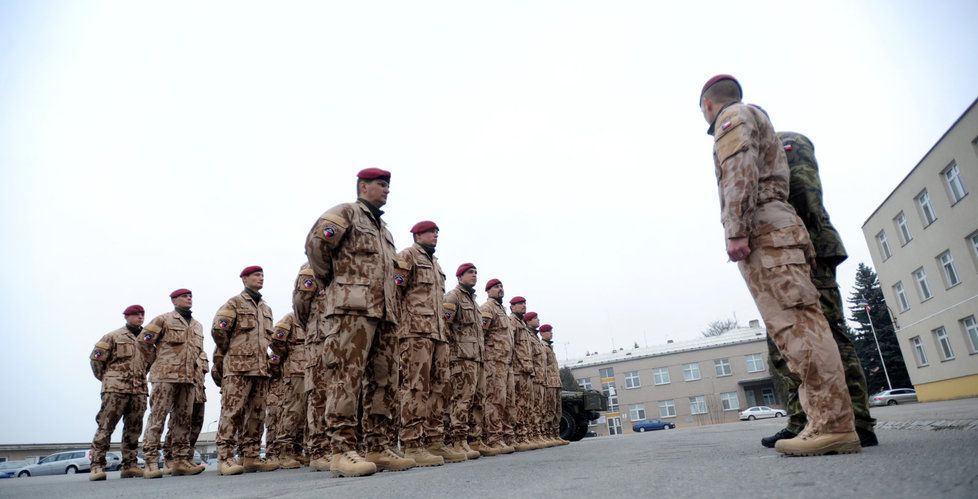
[297,262,335,472]
[699,74,858,456]
[88,305,152,481]
[443,263,485,460]
[212,266,278,475]
[304,168,415,477]
[141,289,206,478]
[162,351,208,474]
[539,324,567,445]
[525,312,551,449]
[478,278,516,456]
[266,310,308,469]
[760,131,877,449]
[508,297,536,452]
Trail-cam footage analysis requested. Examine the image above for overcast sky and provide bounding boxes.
[1,1,976,445]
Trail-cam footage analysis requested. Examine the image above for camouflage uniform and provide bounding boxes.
[212,290,275,461]
[304,199,401,454]
[89,325,152,470]
[768,131,875,435]
[444,283,485,446]
[529,329,548,440]
[542,339,562,438]
[509,313,535,444]
[268,312,310,460]
[479,297,513,448]
[142,310,205,464]
[294,264,332,462]
[164,351,207,464]
[710,102,854,435]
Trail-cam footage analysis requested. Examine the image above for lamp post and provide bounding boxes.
[858,299,893,391]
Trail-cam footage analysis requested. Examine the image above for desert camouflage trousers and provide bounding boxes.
[143,382,194,461]
[769,261,876,434]
[164,401,204,462]
[398,337,450,448]
[482,360,510,446]
[305,339,331,459]
[740,225,855,434]
[90,392,146,467]
[531,382,546,438]
[217,376,269,460]
[448,358,485,444]
[504,370,515,444]
[320,315,398,453]
[548,387,561,437]
[266,376,306,458]
[512,372,534,441]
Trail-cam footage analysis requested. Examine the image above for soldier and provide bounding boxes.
[508,296,536,452]
[443,263,485,460]
[304,168,415,477]
[162,350,208,474]
[296,262,334,472]
[212,266,280,475]
[267,309,309,470]
[699,74,858,456]
[478,278,516,456]
[759,131,878,449]
[525,312,552,448]
[88,305,152,481]
[539,324,568,445]
[141,289,206,478]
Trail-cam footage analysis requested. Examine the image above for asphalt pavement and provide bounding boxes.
[2,398,976,498]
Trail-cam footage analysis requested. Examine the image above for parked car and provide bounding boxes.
[0,461,29,479]
[739,406,785,421]
[15,450,91,477]
[870,388,918,406]
[632,419,676,432]
[137,450,204,468]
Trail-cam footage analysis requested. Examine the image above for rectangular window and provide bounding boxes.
[720,392,740,411]
[911,336,929,366]
[970,232,978,260]
[745,353,765,373]
[893,281,910,312]
[682,362,701,381]
[608,416,623,436]
[658,400,677,418]
[914,267,933,301]
[938,251,961,287]
[876,231,893,260]
[624,371,641,389]
[915,189,938,226]
[652,367,671,385]
[933,327,955,360]
[714,358,732,377]
[629,404,646,422]
[962,316,978,354]
[689,396,707,415]
[895,212,913,245]
[577,377,592,390]
[603,381,619,412]
[599,367,615,379]
[762,388,776,406]
[943,162,968,203]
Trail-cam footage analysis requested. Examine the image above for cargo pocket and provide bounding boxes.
[320,333,342,369]
[759,246,819,309]
[333,276,369,311]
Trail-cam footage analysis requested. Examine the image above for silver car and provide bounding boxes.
[16,450,91,477]
[870,388,918,406]
[739,406,786,421]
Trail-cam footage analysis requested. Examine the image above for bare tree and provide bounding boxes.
[702,318,738,337]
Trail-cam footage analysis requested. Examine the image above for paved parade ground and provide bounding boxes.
[2,398,975,499]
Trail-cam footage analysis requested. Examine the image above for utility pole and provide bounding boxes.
[858,299,893,391]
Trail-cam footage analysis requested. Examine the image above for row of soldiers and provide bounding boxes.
[87,167,568,480]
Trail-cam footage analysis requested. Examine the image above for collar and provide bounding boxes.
[357,198,385,221]
[707,101,738,136]
[244,287,263,303]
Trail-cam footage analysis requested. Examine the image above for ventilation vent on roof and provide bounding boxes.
[625,352,632,356]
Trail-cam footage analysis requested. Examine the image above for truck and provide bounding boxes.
[559,389,608,441]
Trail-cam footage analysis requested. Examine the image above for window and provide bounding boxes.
[943,162,968,203]
[689,396,707,415]
[915,189,938,226]
[762,388,776,406]
[652,367,670,385]
[745,353,765,373]
[598,367,615,379]
[624,371,641,389]
[894,212,912,245]
[682,362,701,381]
[603,381,619,412]
[962,316,978,354]
[577,377,592,390]
[938,251,961,287]
[720,392,740,411]
[913,267,933,301]
[714,358,732,377]
[910,336,929,366]
[970,232,978,260]
[608,416,623,436]
[658,400,677,418]
[933,327,955,361]
[629,404,646,422]
[893,281,910,312]
[876,231,893,259]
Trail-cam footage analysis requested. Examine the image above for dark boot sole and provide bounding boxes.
[780,441,862,457]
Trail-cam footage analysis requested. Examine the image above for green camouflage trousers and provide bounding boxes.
[90,392,146,467]
[768,260,876,433]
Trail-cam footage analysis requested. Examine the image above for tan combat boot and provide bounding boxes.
[241,457,279,473]
[468,440,490,457]
[403,447,444,467]
[309,456,331,472]
[143,460,163,479]
[120,465,143,479]
[298,454,310,466]
[218,458,245,476]
[365,448,416,472]
[478,443,505,457]
[330,451,377,477]
[499,443,516,454]
[775,429,861,457]
[458,441,480,460]
[427,442,467,463]
[513,439,535,452]
[278,454,302,469]
[171,460,204,476]
[88,464,106,481]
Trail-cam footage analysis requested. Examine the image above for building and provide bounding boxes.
[0,433,217,464]
[565,326,774,436]
[861,97,978,402]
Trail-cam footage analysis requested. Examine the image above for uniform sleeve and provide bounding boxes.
[304,206,351,286]
[714,108,758,240]
[393,253,412,301]
[442,291,459,330]
[787,160,826,230]
[269,315,292,359]
[211,304,237,354]
[89,334,114,380]
[197,350,210,374]
[292,264,317,327]
[140,316,166,370]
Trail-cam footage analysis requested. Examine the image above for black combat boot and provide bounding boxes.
[856,427,879,447]
[761,428,797,448]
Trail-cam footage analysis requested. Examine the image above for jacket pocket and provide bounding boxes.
[333,276,369,311]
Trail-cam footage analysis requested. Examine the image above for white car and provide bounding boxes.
[870,388,918,406]
[739,406,785,421]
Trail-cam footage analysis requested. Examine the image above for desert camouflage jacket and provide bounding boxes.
[143,310,204,384]
[212,291,274,378]
[396,243,448,341]
[479,298,513,364]
[90,326,152,395]
[444,284,484,362]
[542,340,561,388]
[510,314,535,375]
[271,312,308,378]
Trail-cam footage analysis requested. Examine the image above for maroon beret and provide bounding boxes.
[485,278,502,291]
[524,312,538,321]
[169,288,192,299]
[700,74,741,103]
[509,296,526,305]
[123,305,145,316]
[357,168,391,182]
[456,262,476,278]
[540,324,553,332]
[240,265,263,278]
[410,220,439,234]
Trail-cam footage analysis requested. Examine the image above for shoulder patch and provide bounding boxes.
[442,302,457,321]
[480,311,492,328]
[144,323,162,334]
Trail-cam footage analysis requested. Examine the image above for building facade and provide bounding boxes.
[566,327,775,436]
[861,98,978,402]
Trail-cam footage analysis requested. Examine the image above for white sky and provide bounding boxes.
[1,1,976,444]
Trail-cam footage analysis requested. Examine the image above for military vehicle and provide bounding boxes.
[559,389,608,441]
